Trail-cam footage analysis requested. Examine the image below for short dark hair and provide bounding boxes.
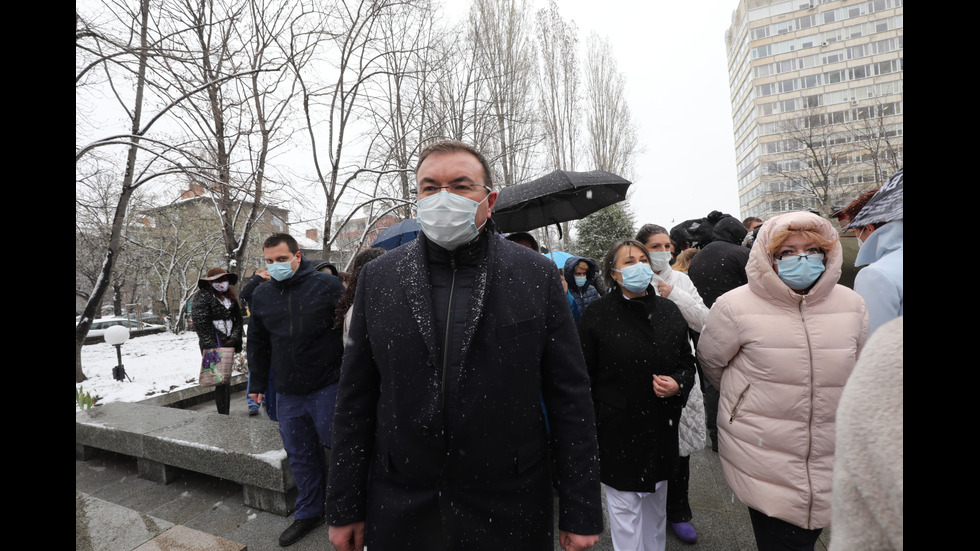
[601,239,650,291]
[742,216,763,230]
[416,140,494,189]
[263,233,299,253]
[505,232,539,252]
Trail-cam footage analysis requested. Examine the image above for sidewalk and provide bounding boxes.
[76,387,831,551]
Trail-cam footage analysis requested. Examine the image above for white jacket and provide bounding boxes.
[653,264,708,456]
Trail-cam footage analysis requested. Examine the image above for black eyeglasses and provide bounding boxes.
[775,251,825,262]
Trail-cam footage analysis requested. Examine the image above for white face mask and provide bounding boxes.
[649,251,672,273]
[417,190,490,250]
[212,281,229,292]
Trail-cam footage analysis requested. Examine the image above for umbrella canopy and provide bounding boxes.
[371,218,421,250]
[846,167,903,229]
[543,250,574,269]
[492,170,632,233]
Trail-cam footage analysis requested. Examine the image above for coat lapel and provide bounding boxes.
[398,238,440,362]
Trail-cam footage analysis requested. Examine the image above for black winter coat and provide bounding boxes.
[687,240,750,308]
[246,258,344,395]
[192,288,244,353]
[326,232,603,550]
[578,289,695,492]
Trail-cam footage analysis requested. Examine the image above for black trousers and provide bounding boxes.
[214,383,231,415]
[666,455,692,523]
[748,507,822,551]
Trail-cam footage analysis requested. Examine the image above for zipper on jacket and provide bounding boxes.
[800,295,816,528]
[441,254,457,413]
[728,383,750,424]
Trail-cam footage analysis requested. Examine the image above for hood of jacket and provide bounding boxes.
[564,255,599,290]
[746,211,843,305]
[854,220,903,267]
[711,216,748,245]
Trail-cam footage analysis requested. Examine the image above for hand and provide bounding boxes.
[329,522,365,551]
[256,269,271,281]
[248,393,264,405]
[653,374,679,398]
[559,530,600,551]
[656,280,673,298]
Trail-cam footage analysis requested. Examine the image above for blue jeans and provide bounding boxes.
[277,383,339,519]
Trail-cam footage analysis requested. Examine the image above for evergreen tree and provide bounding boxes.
[575,203,636,262]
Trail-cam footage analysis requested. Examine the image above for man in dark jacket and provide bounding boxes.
[686,214,749,452]
[247,233,345,547]
[326,141,603,551]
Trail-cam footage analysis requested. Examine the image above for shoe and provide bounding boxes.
[670,521,698,544]
[279,516,324,547]
[248,405,260,416]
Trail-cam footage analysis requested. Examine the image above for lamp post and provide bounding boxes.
[104,325,131,382]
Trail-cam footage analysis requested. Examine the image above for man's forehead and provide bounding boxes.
[417,151,484,181]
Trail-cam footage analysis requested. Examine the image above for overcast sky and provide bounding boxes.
[445,0,743,231]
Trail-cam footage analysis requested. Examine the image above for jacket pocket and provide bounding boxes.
[728,383,750,424]
[497,318,538,342]
[515,438,545,474]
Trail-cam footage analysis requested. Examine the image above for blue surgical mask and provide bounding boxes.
[616,262,654,294]
[775,253,825,290]
[268,260,296,281]
[574,276,587,288]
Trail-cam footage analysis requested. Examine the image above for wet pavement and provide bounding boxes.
[76,386,832,550]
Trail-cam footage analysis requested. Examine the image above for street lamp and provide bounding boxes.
[104,325,132,382]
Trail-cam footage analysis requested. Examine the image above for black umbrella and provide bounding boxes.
[846,167,903,229]
[492,169,632,233]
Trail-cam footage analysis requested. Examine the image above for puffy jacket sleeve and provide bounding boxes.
[192,290,218,350]
[696,296,741,389]
[853,266,900,337]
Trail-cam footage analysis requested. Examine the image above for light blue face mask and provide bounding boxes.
[775,253,825,290]
[268,260,296,281]
[616,262,654,294]
[574,276,587,288]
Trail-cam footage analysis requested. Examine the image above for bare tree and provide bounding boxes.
[583,33,637,178]
[75,0,259,382]
[292,0,412,261]
[846,98,903,187]
[534,0,579,248]
[469,0,541,188]
[762,104,881,218]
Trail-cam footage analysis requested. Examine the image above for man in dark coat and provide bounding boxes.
[247,233,345,547]
[686,214,749,452]
[326,141,603,551]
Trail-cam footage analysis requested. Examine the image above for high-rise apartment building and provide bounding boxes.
[726,0,903,219]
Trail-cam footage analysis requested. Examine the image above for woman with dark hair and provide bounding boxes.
[578,239,696,551]
[334,248,387,340]
[193,267,244,415]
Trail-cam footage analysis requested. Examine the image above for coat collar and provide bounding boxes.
[396,230,496,364]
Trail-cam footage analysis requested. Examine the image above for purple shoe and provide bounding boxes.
[670,521,698,544]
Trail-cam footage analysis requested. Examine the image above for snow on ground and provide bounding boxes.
[76,331,210,411]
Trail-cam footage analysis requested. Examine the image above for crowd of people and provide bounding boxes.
[190,141,902,551]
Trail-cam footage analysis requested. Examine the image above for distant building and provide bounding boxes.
[725,0,903,219]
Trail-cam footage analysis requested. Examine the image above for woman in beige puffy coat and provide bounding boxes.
[697,211,868,551]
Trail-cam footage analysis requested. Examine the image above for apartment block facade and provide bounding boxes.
[726,0,903,219]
